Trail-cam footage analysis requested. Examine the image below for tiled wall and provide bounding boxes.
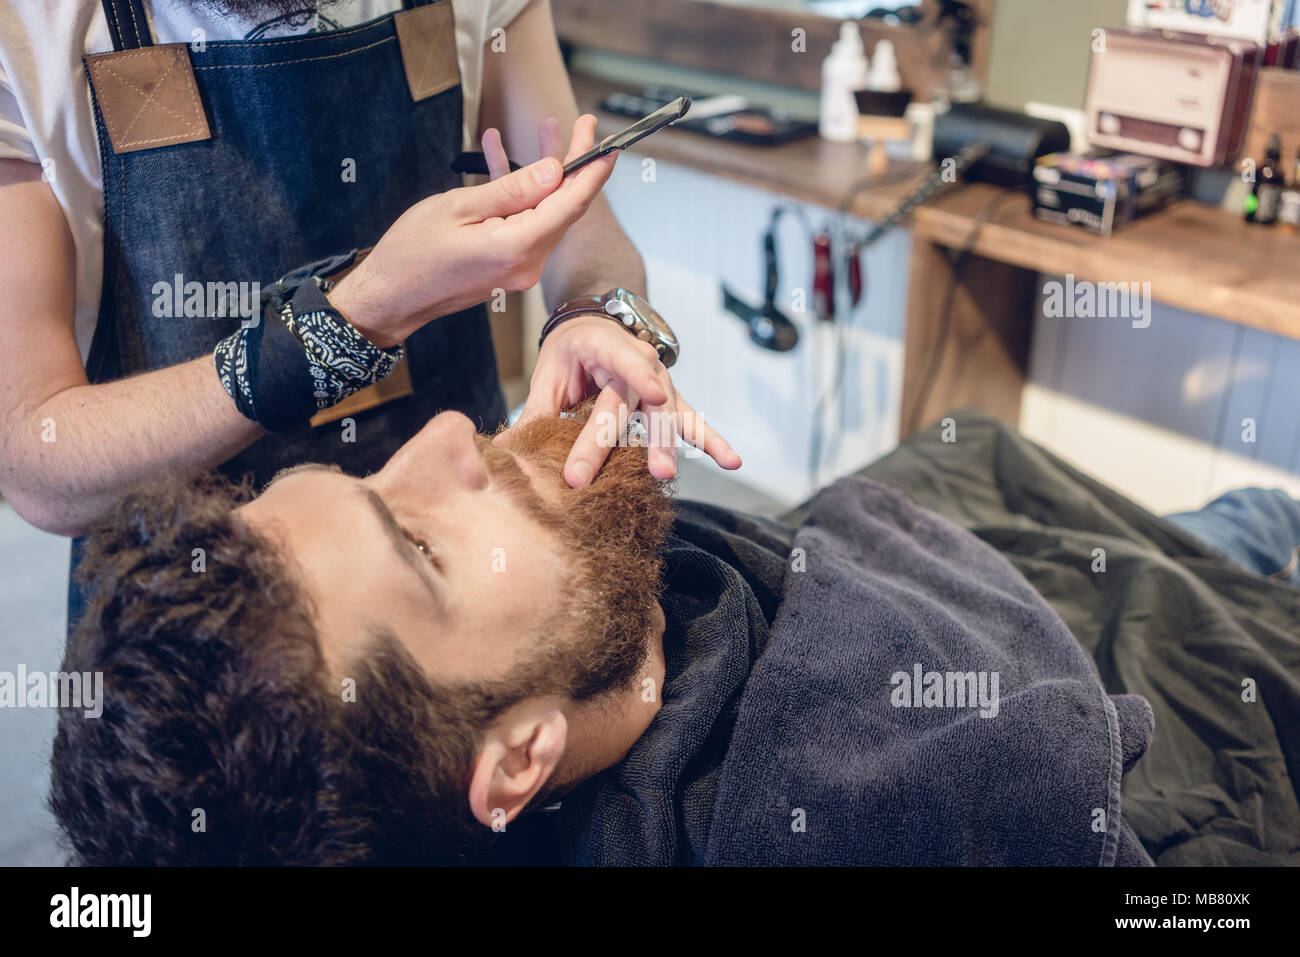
[1022,281,1300,514]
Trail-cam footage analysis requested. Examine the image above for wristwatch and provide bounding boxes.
[539,287,679,368]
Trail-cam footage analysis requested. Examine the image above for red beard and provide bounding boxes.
[479,398,677,699]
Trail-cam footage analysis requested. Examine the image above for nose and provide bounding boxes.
[378,411,489,498]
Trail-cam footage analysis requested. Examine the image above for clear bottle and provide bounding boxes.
[1245,133,1283,225]
[1277,151,1300,234]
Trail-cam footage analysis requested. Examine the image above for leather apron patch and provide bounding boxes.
[394,1,461,101]
[86,44,211,154]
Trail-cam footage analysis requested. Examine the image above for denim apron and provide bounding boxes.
[69,0,507,626]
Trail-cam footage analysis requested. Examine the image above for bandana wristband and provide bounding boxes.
[214,265,403,434]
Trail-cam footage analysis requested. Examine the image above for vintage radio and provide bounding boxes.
[1085,28,1261,167]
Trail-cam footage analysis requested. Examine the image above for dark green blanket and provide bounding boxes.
[859,412,1300,865]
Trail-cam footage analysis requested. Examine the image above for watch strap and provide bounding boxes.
[538,295,608,349]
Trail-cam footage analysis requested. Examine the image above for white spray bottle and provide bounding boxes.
[819,21,869,143]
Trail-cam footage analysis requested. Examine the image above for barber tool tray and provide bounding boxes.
[599,86,817,146]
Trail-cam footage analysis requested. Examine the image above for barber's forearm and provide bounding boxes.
[3,357,260,537]
[541,195,646,308]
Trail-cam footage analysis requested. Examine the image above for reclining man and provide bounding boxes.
[51,400,1157,866]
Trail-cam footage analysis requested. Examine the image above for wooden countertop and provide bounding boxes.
[573,73,935,222]
[912,184,1300,337]
[573,73,1300,338]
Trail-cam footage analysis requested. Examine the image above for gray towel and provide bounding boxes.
[544,478,1154,865]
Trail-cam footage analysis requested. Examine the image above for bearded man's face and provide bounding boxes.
[236,399,675,734]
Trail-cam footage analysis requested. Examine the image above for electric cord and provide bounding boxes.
[857,142,991,248]
[904,182,1031,435]
[807,166,930,489]
[805,151,995,487]
[807,162,947,489]
[808,222,867,489]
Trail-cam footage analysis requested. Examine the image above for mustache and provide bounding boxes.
[473,433,530,484]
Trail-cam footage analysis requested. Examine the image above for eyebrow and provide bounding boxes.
[266,462,443,610]
[359,486,442,611]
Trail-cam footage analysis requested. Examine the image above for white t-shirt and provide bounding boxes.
[0,0,529,359]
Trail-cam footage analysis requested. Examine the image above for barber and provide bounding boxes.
[0,0,739,620]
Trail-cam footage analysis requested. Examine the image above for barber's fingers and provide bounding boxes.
[563,381,636,488]
[631,383,741,480]
[485,116,570,178]
[562,113,599,162]
[462,154,562,221]
[498,359,621,453]
[479,114,597,187]
[580,334,671,411]
[521,331,670,432]
[671,393,742,471]
[632,379,682,480]
[509,379,577,434]
[538,116,563,161]
[515,117,616,240]
[481,127,512,181]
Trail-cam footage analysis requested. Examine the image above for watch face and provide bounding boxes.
[612,288,678,351]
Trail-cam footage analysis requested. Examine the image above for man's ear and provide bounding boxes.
[467,699,567,830]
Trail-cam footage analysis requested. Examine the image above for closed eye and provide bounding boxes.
[360,486,442,608]
[402,527,442,571]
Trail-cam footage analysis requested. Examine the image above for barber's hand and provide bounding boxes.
[327,116,616,348]
[506,314,742,487]
[484,116,740,486]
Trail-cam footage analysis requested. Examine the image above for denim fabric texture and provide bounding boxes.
[71,0,506,628]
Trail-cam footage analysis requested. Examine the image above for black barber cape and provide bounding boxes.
[493,474,1154,866]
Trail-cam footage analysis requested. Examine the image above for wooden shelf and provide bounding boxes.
[914,186,1300,338]
[554,0,996,101]
[574,72,1300,340]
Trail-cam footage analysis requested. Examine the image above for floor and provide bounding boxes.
[0,502,71,865]
[673,454,788,519]
[0,459,781,866]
